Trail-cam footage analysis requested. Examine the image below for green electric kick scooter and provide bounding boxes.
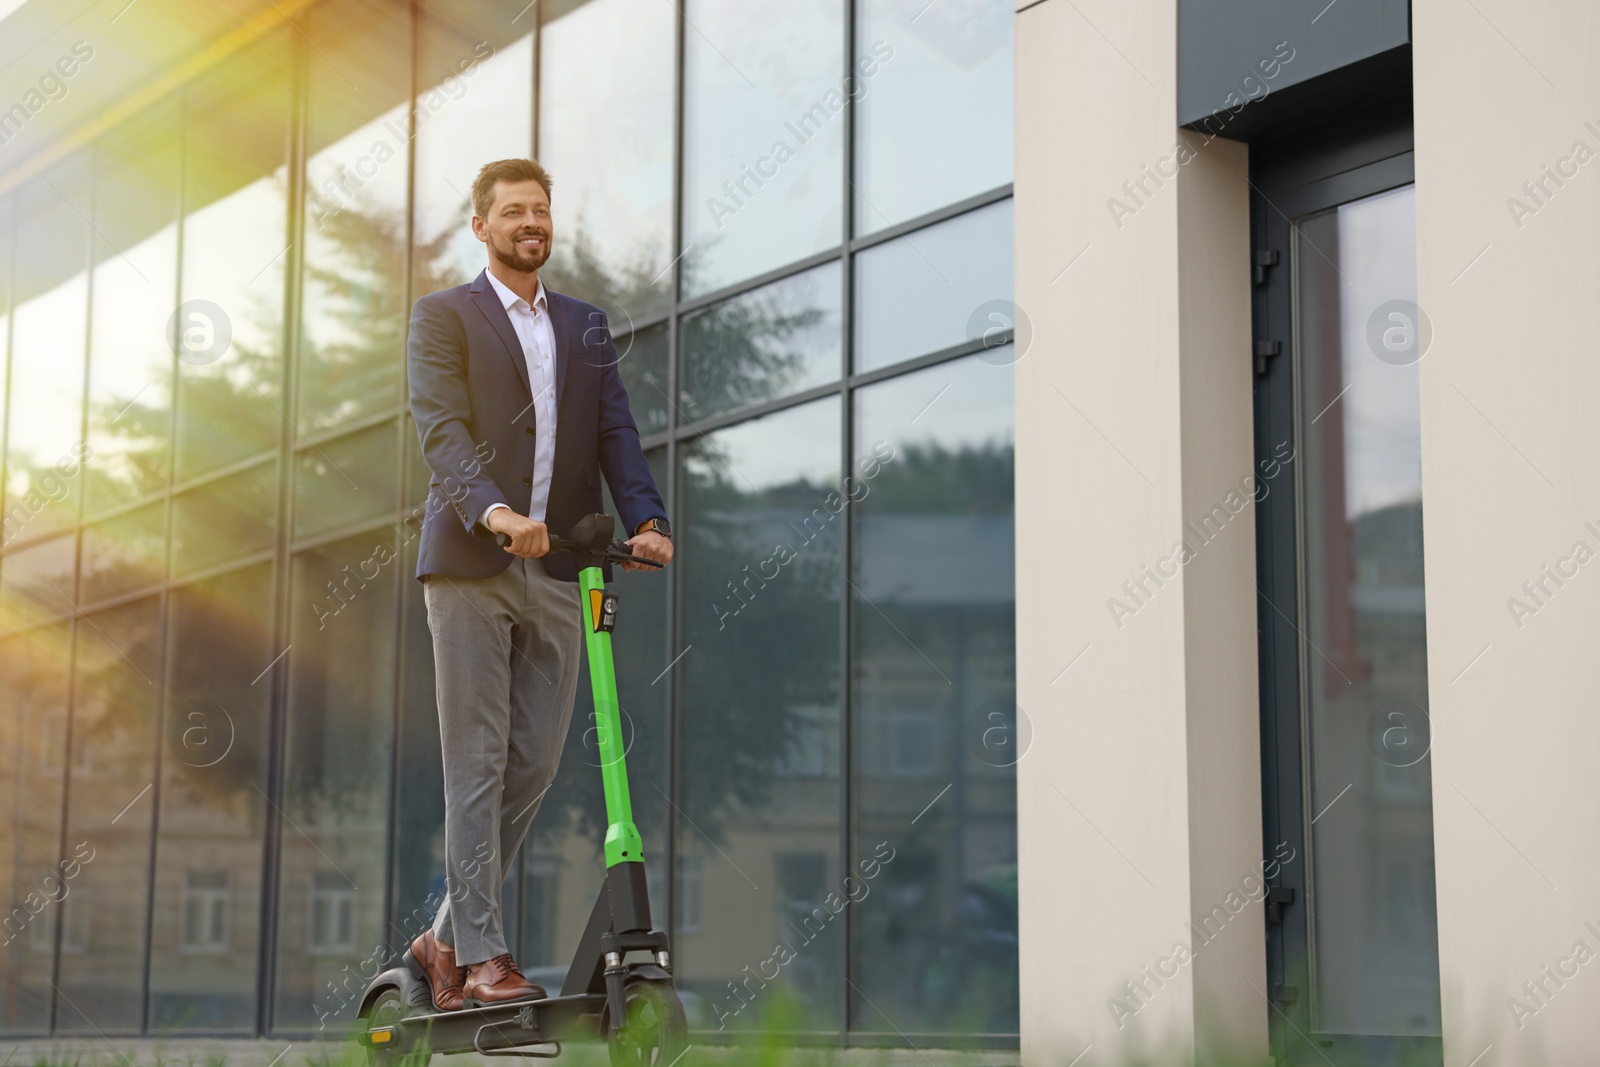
[357,513,689,1066]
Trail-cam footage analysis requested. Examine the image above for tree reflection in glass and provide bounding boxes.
[85,100,179,517]
[298,114,410,433]
[676,398,843,1031]
[5,157,89,543]
[173,31,291,481]
[538,0,674,322]
[680,262,840,421]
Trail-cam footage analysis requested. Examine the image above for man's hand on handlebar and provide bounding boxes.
[624,529,673,572]
[485,508,550,558]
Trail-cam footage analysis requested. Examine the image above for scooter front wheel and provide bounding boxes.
[606,979,689,1066]
[366,987,428,1066]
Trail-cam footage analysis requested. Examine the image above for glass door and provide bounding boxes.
[1252,146,1442,1066]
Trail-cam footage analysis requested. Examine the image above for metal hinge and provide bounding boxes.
[1266,886,1295,923]
[1254,340,1282,377]
[1270,984,1299,1004]
[1253,249,1280,286]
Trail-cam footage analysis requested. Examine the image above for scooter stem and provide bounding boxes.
[578,564,645,868]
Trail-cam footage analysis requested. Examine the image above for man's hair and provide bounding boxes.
[471,158,553,220]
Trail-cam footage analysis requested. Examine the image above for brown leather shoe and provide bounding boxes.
[463,953,545,1004]
[410,931,467,1012]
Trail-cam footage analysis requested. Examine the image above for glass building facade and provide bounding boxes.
[0,0,1016,1044]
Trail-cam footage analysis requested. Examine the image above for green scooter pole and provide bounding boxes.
[496,516,661,873]
[577,563,647,868]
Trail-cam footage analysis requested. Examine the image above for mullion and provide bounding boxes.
[837,0,856,1039]
[142,77,192,1035]
[49,144,97,1035]
[846,182,1013,254]
[259,25,309,1034]
[380,0,423,973]
[663,0,687,956]
[676,245,845,316]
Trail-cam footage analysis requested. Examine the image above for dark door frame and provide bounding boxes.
[1249,103,1440,1067]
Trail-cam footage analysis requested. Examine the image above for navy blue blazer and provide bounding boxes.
[407,269,666,583]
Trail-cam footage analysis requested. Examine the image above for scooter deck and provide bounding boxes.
[363,974,608,1056]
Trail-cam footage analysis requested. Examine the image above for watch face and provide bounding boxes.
[653,518,672,537]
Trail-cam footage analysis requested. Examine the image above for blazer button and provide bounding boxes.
[522,476,533,486]
[525,426,535,436]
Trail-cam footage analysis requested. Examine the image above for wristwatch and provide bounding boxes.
[635,517,672,539]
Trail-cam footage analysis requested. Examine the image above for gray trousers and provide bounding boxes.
[425,555,582,966]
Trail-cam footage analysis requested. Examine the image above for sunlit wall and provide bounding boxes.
[0,0,1017,1043]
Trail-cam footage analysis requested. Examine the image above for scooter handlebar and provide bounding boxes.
[495,531,664,569]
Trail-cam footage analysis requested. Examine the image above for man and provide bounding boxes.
[405,158,672,1010]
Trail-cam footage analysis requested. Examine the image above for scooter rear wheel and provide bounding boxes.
[606,980,689,1066]
[366,987,428,1066]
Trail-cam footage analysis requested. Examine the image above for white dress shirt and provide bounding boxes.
[482,270,559,526]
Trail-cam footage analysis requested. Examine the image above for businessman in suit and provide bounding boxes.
[405,158,672,1010]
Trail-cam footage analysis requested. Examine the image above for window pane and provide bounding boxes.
[80,500,167,606]
[539,0,675,321]
[175,31,290,480]
[849,354,1016,1035]
[412,1,532,298]
[6,157,91,541]
[0,534,78,633]
[170,463,277,579]
[681,0,843,297]
[677,399,842,1030]
[392,535,445,957]
[1295,185,1439,1036]
[0,624,70,1032]
[292,421,401,542]
[619,324,669,438]
[853,0,1013,234]
[86,100,180,516]
[681,261,841,421]
[299,0,412,434]
[0,196,12,484]
[149,563,274,1030]
[55,599,163,1032]
[273,534,397,1027]
[853,198,1012,373]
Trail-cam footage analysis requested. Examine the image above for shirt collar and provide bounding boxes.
[484,268,547,315]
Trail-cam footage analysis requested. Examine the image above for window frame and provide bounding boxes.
[1251,134,1438,1065]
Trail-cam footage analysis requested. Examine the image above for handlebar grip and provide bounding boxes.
[495,532,577,552]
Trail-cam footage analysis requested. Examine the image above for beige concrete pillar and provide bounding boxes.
[1413,2,1600,1062]
[1014,0,1266,1062]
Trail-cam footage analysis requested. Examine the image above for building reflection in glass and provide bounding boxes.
[677,399,843,1031]
[851,354,1017,1034]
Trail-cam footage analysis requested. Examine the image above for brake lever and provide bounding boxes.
[605,540,663,569]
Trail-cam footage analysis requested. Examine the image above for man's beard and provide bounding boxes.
[490,228,551,273]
